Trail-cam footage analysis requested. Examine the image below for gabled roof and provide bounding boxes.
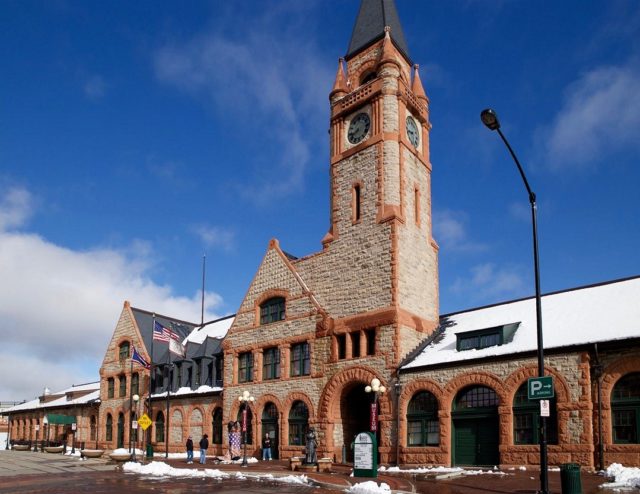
[2,382,100,414]
[401,276,640,371]
[346,0,410,62]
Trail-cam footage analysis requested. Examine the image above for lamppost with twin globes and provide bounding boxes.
[238,390,255,467]
[480,108,549,494]
[365,378,386,433]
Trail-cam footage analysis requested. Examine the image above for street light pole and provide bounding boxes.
[365,378,386,462]
[238,390,255,468]
[132,394,140,462]
[481,108,549,494]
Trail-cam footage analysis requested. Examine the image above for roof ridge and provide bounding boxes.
[441,274,640,318]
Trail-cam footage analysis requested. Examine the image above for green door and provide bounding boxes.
[452,386,500,467]
[453,416,499,466]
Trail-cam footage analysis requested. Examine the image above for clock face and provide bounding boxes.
[348,113,371,144]
[406,116,419,147]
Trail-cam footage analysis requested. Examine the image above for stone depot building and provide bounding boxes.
[4,0,640,470]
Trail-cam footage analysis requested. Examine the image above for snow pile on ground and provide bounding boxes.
[462,469,507,476]
[122,461,312,486]
[381,465,463,474]
[347,481,391,493]
[602,463,640,489]
[123,461,229,479]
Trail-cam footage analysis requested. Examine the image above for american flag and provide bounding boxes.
[153,321,180,342]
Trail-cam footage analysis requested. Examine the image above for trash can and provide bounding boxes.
[146,444,154,459]
[560,463,582,494]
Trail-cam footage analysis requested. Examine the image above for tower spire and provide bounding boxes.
[346,0,410,62]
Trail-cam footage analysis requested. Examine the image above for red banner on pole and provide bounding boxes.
[242,407,247,432]
[370,402,378,432]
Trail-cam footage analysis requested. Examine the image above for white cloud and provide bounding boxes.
[192,225,235,252]
[83,75,107,100]
[0,186,224,401]
[536,61,640,171]
[450,262,526,302]
[433,209,486,253]
[0,186,33,230]
[153,4,330,204]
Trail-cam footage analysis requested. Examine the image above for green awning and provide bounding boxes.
[46,414,75,425]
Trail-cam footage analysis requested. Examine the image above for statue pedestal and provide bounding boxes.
[299,464,318,473]
[289,457,302,471]
[318,458,333,473]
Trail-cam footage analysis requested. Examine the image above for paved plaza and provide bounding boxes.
[0,450,612,494]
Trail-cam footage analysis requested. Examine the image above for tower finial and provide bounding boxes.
[412,64,428,102]
[330,58,348,98]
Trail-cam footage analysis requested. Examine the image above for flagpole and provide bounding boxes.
[165,348,172,459]
[147,314,156,459]
[201,254,206,326]
[128,358,133,453]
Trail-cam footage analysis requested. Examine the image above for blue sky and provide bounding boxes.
[1,0,639,401]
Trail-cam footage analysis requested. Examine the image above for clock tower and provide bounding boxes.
[321,0,439,362]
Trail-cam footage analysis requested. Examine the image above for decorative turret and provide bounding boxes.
[330,58,348,102]
[378,26,400,68]
[411,64,429,107]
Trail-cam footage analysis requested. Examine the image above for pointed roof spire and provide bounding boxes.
[412,64,428,101]
[330,58,348,97]
[346,0,410,62]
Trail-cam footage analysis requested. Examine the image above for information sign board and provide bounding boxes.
[353,432,378,478]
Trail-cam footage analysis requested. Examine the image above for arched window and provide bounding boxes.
[454,386,499,410]
[212,408,223,445]
[155,412,165,443]
[105,414,113,442]
[107,378,115,399]
[407,391,439,446]
[131,373,139,396]
[513,382,558,445]
[119,341,130,362]
[90,415,96,441]
[612,372,640,444]
[118,375,127,398]
[260,297,285,325]
[288,401,309,446]
[361,71,377,85]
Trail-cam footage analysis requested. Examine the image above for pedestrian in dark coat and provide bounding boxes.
[186,436,194,464]
[199,434,209,464]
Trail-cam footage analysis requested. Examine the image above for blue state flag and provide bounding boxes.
[132,347,150,369]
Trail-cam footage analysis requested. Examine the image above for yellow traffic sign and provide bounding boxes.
[138,413,152,431]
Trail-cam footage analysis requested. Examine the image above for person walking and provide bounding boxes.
[262,433,272,461]
[198,434,209,464]
[185,435,194,464]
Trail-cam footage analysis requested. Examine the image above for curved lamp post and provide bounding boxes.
[132,394,140,462]
[238,390,255,467]
[481,108,548,494]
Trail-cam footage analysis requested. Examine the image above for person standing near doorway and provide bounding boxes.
[199,434,209,464]
[262,433,272,461]
[185,435,194,464]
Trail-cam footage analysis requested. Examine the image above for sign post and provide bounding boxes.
[353,432,378,478]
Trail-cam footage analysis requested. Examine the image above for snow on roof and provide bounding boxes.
[402,276,640,370]
[185,315,234,344]
[2,382,100,414]
[150,385,222,399]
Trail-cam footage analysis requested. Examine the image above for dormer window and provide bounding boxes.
[118,341,130,362]
[260,297,285,325]
[456,323,519,352]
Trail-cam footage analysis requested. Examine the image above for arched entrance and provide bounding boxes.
[262,402,279,459]
[117,413,125,449]
[452,386,500,466]
[340,383,370,462]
